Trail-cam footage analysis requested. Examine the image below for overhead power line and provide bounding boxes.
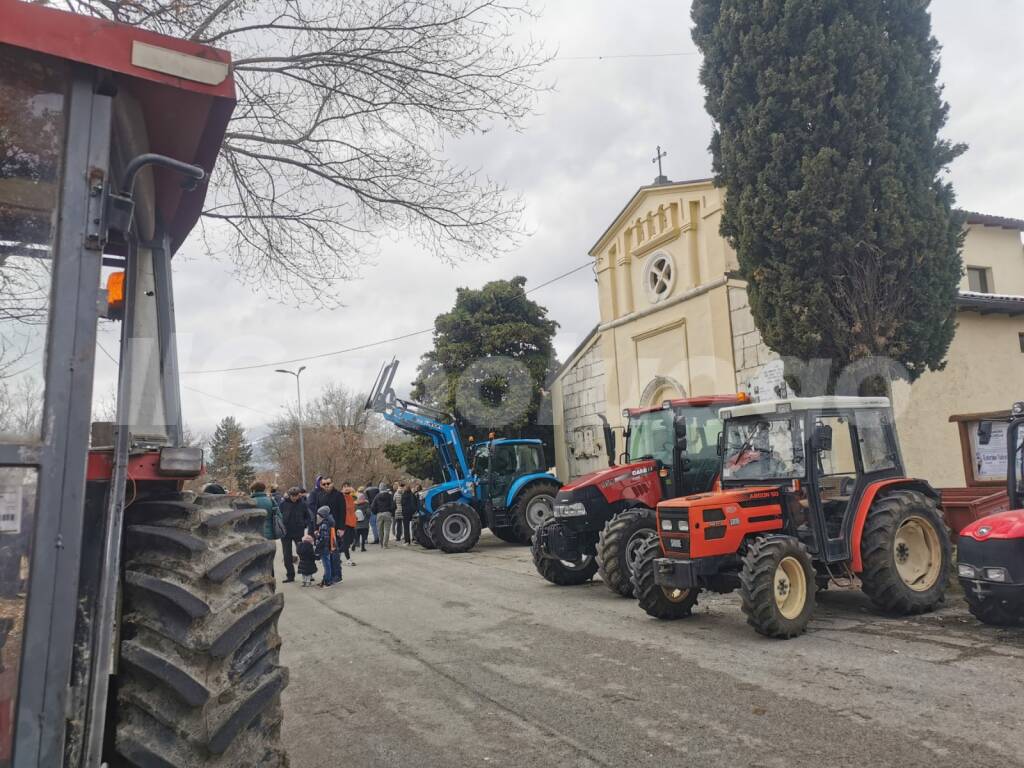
[181,260,594,376]
[556,51,700,61]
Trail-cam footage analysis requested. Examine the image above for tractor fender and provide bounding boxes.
[505,472,560,508]
[424,481,474,516]
[849,478,940,572]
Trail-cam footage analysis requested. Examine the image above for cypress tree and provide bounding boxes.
[208,416,256,491]
[692,0,965,392]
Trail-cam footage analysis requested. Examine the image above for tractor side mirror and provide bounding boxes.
[599,415,616,468]
[812,424,833,452]
[977,420,993,446]
[717,431,725,456]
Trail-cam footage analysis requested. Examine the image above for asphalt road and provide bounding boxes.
[279,532,1024,768]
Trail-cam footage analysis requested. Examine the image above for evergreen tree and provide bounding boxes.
[383,438,441,482]
[412,276,558,443]
[692,0,965,392]
[207,416,256,491]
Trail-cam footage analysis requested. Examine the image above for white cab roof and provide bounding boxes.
[721,396,891,419]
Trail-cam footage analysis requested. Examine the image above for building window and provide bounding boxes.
[642,251,676,304]
[967,266,990,293]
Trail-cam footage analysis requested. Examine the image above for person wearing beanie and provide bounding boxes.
[314,506,339,586]
[296,533,318,586]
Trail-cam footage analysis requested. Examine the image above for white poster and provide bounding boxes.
[970,421,1023,482]
[0,482,22,534]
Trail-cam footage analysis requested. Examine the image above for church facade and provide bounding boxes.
[551,178,1024,489]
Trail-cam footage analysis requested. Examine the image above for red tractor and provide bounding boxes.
[634,396,952,638]
[532,395,745,596]
[957,401,1024,626]
[0,5,286,766]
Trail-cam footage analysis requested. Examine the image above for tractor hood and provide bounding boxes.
[658,485,782,512]
[960,509,1024,541]
[560,461,658,493]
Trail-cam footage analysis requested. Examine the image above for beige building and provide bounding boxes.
[551,178,1024,489]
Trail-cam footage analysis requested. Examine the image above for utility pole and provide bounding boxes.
[275,366,307,489]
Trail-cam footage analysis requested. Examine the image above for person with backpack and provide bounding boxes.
[314,506,339,587]
[354,491,371,552]
[371,482,395,548]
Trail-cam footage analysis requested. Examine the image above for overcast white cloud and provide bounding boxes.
[91,0,1024,443]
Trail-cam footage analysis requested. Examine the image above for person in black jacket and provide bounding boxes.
[278,487,309,583]
[296,533,318,586]
[371,483,395,548]
[365,482,380,543]
[400,484,419,544]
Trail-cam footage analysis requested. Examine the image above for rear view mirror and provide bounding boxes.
[977,420,993,446]
[717,432,725,456]
[812,424,833,452]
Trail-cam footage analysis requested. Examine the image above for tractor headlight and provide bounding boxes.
[661,519,673,531]
[957,563,977,579]
[677,520,689,532]
[554,502,586,518]
[983,567,1009,582]
[158,446,203,476]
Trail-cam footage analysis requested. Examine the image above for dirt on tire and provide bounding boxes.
[531,519,599,585]
[113,492,288,767]
[860,489,951,615]
[596,507,657,597]
[632,539,699,619]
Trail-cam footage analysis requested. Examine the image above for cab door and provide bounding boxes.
[0,54,112,766]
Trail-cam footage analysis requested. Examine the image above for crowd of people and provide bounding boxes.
[241,477,424,588]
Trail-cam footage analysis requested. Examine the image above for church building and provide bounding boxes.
[551,177,1024,489]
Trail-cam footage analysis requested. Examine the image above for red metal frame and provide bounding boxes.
[626,393,747,417]
[0,0,236,253]
[86,449,198,484]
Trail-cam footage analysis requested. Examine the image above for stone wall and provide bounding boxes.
[559,338,609,480]
[728,283,786,400]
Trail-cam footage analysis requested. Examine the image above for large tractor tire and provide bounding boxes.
[740,536,816,639]
[509,481,559,545]
[530,519,599,586]
[596,507,658,597]
[963,590,1024,627]
[490,526,524,544]
[411,515,436,549]
[860,490,951,615]
[113,492,288,767]
[633,539,699,619]
[427,503,482,554]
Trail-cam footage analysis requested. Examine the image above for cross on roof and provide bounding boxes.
[652,145,669,184]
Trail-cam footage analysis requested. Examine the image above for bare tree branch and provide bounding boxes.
[59,0,552,306]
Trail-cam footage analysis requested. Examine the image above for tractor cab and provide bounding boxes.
[0,5,284,768]
[716,397,907,563]
[640,396,950,639]
[957,401,1024,625]
[471,438,547,513]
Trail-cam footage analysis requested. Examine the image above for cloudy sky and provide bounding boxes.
[90,0,1024,443]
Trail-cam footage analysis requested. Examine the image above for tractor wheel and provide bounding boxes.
[596,507,658,597]
[113,492,288,767]
[740,536,816,639]
[860,490,951,615]
[427,503,482,554]
[509,481,559,545]
[964,590,1024,627]
[633,539,699,619]
[490,526,523,544]
[411,515,436,549]
[530,519,598,586]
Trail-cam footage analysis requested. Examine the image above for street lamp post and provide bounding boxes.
[275,366,307,489]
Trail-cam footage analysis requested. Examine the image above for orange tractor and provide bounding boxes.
[634,396,952,638]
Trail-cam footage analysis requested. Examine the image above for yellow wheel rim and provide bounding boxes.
[774,556,807,620]
[894,516,942,592]
[662,587,691,603]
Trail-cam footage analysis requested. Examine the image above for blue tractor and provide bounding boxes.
[365,360,561,552]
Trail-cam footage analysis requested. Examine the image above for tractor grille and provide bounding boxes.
[659,507,690,558]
